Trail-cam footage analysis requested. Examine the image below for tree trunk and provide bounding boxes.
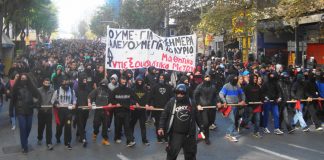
[0,7,4,58]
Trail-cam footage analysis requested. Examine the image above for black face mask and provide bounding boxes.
[203,80,211,86]
[269,76,276,83]
[159,80,165,84]
[79,83,87,88]
[230,78,238,86]
[21,80,27,86]
[43,85,50,90]
[176,95,187,102]
[120,83,127,88]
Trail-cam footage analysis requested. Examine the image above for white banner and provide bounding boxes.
[105,28,197,72]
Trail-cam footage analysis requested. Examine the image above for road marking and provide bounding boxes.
[117,153,130,160]
[288,144,324,155]
[248,145,299,160]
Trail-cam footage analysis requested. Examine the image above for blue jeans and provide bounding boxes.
[263,102,280,129]
[292,104,307,128]
[11,109,16,127]
[18,115,33,150]
[226,107,238,136]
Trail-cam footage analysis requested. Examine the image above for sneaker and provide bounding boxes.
[66,144,72,150]
[102,139,110,146]
[92,134,97,141]
[47,144,53,150]
[263,128,271,134]
[209,124,217,130]
[274,129,284,135]
[115,139,122,144]
[302,127,310,132]
[315,127,323,131]
[11,125,16,130]
[127,141,136,147]
[163,138,168,143]
[82,139,87,148]
[226,135,238,142]
[288,128,297,134]
[37,140,42,145]
[108,128,111,132]
[253,132,262,138]
[143,140,150,146]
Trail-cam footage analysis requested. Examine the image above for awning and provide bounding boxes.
[2,34,15,48]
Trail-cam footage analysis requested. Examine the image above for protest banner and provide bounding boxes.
[105,28,197,72]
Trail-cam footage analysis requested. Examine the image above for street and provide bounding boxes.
[0,101,323,160]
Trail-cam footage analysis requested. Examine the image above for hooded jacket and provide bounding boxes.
[219,75,246,104]
[194,80,219,106]
[108,74,119,91]
[243,75,263,103]
[148,80,173,108]
[261,73,282,100]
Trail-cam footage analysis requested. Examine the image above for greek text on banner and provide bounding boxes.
[105,28,197,72]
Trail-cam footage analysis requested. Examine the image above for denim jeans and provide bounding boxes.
[263,102,280,129]
[18,115,33,150]
[11,109,16,127]
[226,107,238,136]
[292,104,307,128]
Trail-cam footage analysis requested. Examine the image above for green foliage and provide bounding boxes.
[90,5,114,37]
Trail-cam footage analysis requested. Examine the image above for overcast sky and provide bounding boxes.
[52,0,105,34]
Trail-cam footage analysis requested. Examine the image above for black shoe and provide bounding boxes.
[288,127,297,134]
[22,148,28,154]
[82,139,87,148]
[157,139,163,143]
[143,140,150,146]
[47,144,54,150]
[66,144,72,150]
[163,138,168,143]
[205,139,211,145]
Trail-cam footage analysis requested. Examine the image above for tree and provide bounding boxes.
[119,0,165,30]
[90,5,114,37]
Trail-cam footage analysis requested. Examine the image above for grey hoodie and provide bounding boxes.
[108,74,119,91]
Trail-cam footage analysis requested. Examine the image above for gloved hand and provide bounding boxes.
[264,96,270,102]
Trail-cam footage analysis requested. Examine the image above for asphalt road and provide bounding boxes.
[0,100,323,160]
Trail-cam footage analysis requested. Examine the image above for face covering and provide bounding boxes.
[230,78,238,86]
[159,80,165,84]
[43,85,50,90]
[268,75,276,82]
[21,80,27,86]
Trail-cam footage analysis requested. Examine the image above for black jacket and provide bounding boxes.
[194,82,219,106]
[243,83,263,103]
[88,86,111,106]
[278,80,292,101]
[132,84,148,106]
[13,86,40,115]
[261,81,282,100]
[148,83,173,108]
[291,81,308,100]
[159,97,203,136]
[111,86,138,113]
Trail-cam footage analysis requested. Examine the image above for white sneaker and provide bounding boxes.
[274,129,284,135]
[115,139,122,144]
[209,124,217,130]
[225,134,238,142]
[316,127,323,131]
[127,141,136,147]
[11,125,16,130]
[263,128,271,134]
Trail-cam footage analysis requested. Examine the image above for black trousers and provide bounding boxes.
[167,132,197,160]
[77,109,89,141]
[130,110,147,141]
[279,103,293,131]
[152,112,167,141]
[37,109,52,145]
[93,110,109,139]
[200,109,215,140]
[114,112,133,143]
[305,102,322,128]
[56,109,72,145]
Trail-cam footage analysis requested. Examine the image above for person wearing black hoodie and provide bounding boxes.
[130,76,150,145]
[178,75,193,98]
[145,66,158,87]
[75,76,91,147]
[278,72,295,133]
[261,72,284,135]
[147,74,173,143]
[88,78,111,146]
[194,74,221,145]
[304,72,323,131]
[110,76,139,147]
[291,74,310,132]
[158,84,204,160]
[243,74,263,138]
